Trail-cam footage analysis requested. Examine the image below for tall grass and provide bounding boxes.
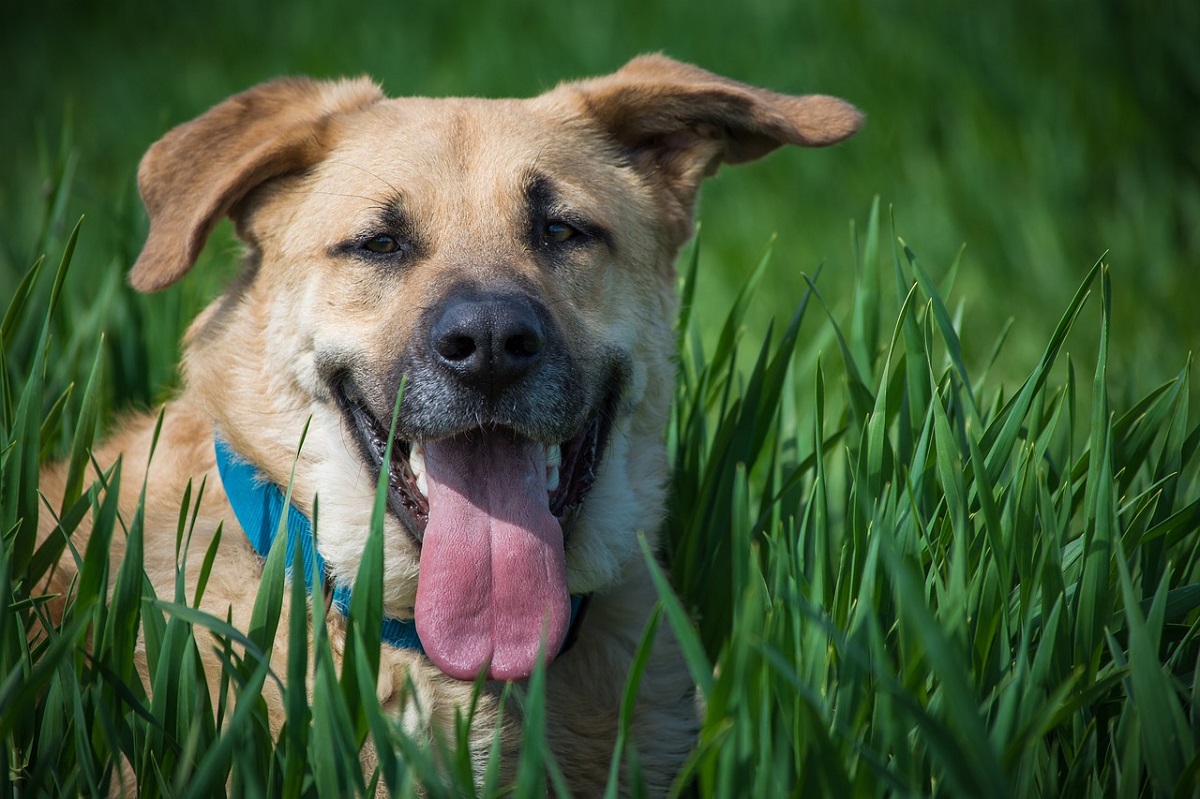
[3,196,1199,796]
[666,200,1200,796]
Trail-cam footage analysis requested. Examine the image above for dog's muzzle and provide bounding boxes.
[329,284,617,681]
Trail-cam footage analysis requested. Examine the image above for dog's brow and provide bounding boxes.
[373,201,415,233]
[326,196,426,261]
[523,172,557,211]
[523,171,614,252]
[324,159,403,197]
[307,190,393,205]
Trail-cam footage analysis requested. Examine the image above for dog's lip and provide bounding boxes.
[335,384,428,538]
[331,379,614,544]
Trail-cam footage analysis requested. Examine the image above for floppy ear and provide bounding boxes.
[130,77,384,292]
[563,54,863,231]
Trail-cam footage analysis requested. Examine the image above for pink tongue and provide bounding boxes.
[414,432,570,681]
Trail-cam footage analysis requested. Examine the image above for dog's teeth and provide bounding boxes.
[544,444,561,493]
[409,445,428,497]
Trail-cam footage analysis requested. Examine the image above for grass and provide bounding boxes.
[3,188,1199,795]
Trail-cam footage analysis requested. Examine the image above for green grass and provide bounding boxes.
[3,192,1199,795]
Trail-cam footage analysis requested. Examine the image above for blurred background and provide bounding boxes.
[2,0,1198,421]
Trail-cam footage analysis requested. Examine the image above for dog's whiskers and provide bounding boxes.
[322,160,403,197]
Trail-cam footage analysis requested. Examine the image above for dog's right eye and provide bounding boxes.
[545,222,578,243]
[362,234,401,254]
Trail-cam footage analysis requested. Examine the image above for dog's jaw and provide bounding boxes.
[330,377,617,679]
[331,378,616,544]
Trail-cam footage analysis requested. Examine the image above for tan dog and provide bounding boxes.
[38,55,860,793]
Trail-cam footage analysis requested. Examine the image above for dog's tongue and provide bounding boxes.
[414,432,570,681]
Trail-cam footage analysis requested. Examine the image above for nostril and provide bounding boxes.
[437,333,477,362]
[428,290,549,392]
[505,330,544,359]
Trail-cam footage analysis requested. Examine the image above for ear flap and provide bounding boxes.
[563,54,862,223]
[129,77,383,292]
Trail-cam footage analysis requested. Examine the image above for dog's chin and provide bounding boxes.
[331,380,616,545]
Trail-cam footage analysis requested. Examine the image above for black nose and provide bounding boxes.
[429,293,546,393]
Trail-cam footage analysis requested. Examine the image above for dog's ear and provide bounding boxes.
[564,54,862,229]
[129,77,383,292]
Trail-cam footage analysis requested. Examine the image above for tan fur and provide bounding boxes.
[37,55,860,795]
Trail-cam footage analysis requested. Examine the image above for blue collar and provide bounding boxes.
[213,434,586,656]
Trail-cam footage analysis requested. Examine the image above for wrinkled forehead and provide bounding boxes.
[310,96,634,219]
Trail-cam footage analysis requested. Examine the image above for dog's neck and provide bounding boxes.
[213,434,587,663]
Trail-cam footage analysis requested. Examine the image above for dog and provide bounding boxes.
[37,54,860,793]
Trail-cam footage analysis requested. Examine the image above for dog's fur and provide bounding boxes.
[37,55,860,793]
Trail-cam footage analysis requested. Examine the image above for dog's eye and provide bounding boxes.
[545,222,578,243]
[362,234,401,254]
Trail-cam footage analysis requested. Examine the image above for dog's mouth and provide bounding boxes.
[335,385,610,542]
[333,379,613,681]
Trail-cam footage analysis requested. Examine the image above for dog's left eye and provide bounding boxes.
[545,222,579,243]
[361,234,401,254]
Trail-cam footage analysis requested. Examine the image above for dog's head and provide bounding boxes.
[130,55,860,680]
